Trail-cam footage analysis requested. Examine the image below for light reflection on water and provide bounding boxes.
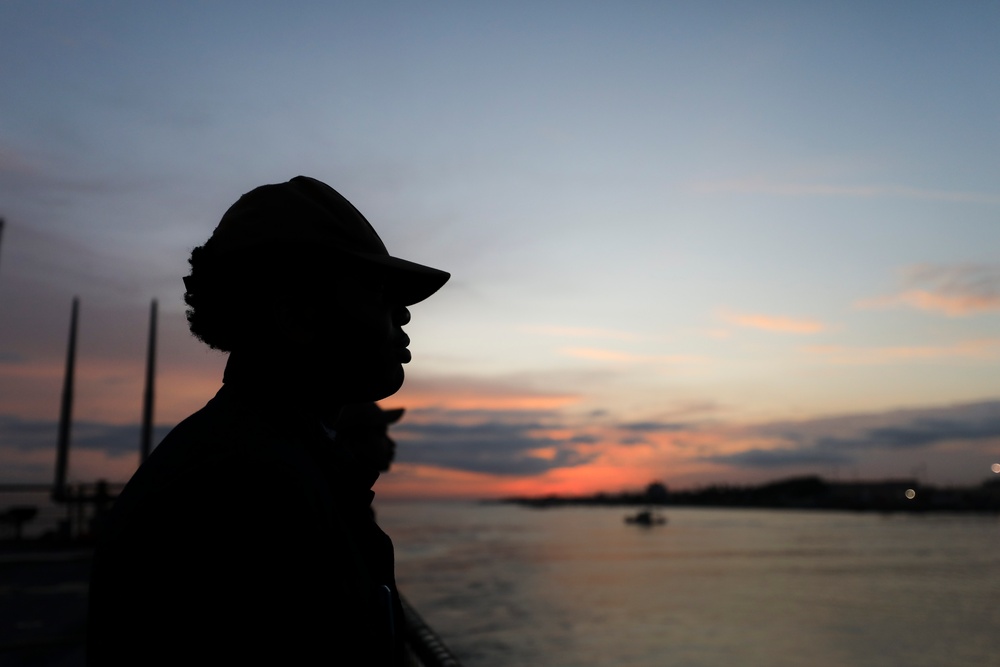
[378,501,1000,667]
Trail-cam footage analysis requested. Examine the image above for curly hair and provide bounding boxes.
[183,242,257,352]
[183,241,359,352]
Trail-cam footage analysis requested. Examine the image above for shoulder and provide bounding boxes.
[107,386,325,538]
[120,386,241,495]
[131,384,309,485]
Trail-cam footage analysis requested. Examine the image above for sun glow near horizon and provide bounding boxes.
[1,3,999,493]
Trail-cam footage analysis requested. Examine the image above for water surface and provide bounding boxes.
[378,501,1000,667]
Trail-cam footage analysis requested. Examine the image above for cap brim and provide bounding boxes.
[381,407,405,424]
[353,252,450,306]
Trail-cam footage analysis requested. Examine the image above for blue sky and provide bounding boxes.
[1,2,999,495]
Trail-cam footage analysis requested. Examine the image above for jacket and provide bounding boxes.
[87,360,404,665]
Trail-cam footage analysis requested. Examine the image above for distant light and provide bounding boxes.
[992,463,1000,474]
[905,489,916,500]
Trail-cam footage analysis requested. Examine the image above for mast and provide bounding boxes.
[53,297,79,501]
[140,299,157,462]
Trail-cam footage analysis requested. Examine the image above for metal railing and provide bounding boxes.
[401,594,464,667]
[0,483,122,542]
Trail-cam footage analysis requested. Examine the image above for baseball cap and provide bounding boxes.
[207,176,449,306]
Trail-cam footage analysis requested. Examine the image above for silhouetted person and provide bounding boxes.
[336,402,404,524]
[87,176,448,666]
[337,402,404,474]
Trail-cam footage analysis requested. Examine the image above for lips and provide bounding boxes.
[395,330,411,363]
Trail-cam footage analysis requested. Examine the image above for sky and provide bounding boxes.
[1,1,999,498]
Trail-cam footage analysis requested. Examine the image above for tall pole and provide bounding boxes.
[140,299,157,462]
[54,297,79,501]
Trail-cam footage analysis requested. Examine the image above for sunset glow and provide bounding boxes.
[1,3,999,498]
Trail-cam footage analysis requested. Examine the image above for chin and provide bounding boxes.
[353,364,405,402]
[378,367,405,399]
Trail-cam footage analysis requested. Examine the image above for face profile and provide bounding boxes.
[304,278,414,404]
[180,175,449,408]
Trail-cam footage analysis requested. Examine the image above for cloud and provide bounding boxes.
[394,374,580,411]
[859,264,1000,317]
[619,421,689,433]
[810,416,1000,451]
[720,310,825,334]
[805,339,1000,364]
[664,400,724,417]
[0,414,173,482]
[689,179,1000,205]
[614,420,693,446]
[864,290,1000,316]
[393,410,597,476]
[0,405,598,480]
[0,414,170,456]
[707,448,853,468]
[702,400,1000,470]
[0,389,601,481]
[522,325,647,341]
[7,396,998,489]
[560,347,705,364]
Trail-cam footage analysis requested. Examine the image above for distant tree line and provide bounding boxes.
[501,476,1000,512]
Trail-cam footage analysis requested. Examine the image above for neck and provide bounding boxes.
[222,349,343,422]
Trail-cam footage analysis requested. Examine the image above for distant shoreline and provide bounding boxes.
[498,475,1000,513]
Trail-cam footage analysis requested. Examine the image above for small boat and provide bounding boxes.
[624,509,666,526]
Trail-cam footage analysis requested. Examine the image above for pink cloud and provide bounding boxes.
[859,290,1000,316]
[859,264,1000,317]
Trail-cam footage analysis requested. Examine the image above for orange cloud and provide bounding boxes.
[390,376,580,412]
[859,264,1000,318]
[858,290,1000,317]
[377,459,666,500]
[375,463,509,500]
[0,350,226,425]
[370,399,1000,498]
[376,424,700,499]
[721,311,825,334]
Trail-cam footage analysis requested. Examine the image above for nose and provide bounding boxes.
[391,306,411,348]
[393,306,411,327]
